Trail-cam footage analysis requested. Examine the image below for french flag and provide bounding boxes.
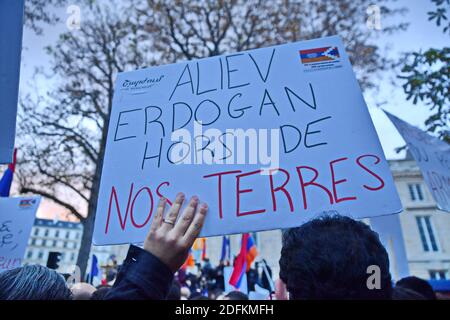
[0,149,17,197]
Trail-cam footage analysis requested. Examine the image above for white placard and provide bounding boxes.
[0,0,24,163]
[0,197,40,272]
[385,111,450,212]
[94,36,402,245]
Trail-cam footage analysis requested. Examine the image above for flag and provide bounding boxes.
[201,238,207,260]
[220,236,231,263]
[192,238,207,261]
[0,148,16,197]
[90,254,99,284]
[246,234,258,272]
[181,250,195,270]
[229,233,249,289]
[300,46,340,64]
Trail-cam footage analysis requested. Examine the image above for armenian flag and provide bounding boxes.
[181,250,195,269]
[229,233,258,288]
[300,46,340,64]
[245,234,258,272]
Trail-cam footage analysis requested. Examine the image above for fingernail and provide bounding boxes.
[201,203,208,210]
[177,192,185,199]
[192,195,199,201]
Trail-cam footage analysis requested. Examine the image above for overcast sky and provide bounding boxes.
[16,0,449,219]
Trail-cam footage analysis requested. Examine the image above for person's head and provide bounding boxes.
[0,265,72,300]
[208,288,223,300]
[180,286,191,300]
[90,286,112,300]
[396,276,436,300]
[71,282,97,300]
[279,214,392,300]
[189,295,210,300]
[224,291,249,300]
[391,286,426,300]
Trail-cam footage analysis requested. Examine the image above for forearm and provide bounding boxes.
[105,245,174,300]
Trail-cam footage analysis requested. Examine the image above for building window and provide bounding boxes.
[408,183,425,201]
[71,252,76,262]
[55,230,59,237]
[26,251,33,259]
[416,216,439,252]
[53,240,57,247]
[429,270,448,280]
[44,229,49,237]
[76,232,80,240]
[37,251,44,260]
[65,231,70,239]
[31,239,36,246]
[34,228,39,236]
[63,241,68,248]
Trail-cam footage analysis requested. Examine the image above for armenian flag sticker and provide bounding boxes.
[19,199,36,208]
[300,46,340,64]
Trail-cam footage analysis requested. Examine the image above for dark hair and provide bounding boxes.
[0,265,72,300]
[279,214,392,299]
[189,295,210,300]
[167,280,181,300]
[396,276,436,300]
[90,287,112,300]
[391,286,427,300]
[225,291,249,300]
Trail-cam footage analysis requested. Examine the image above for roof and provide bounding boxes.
[33,218,82,230]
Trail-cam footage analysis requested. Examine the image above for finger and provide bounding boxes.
[182,202,208,245]
[172,195,199,237]
[149,197,166,234]
[160,192,185,232]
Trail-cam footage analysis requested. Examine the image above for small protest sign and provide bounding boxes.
[0,197,40,272]
[385,111,450,212]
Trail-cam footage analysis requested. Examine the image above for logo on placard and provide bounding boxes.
[120,75,165,93]
[299,46,342,72]
[300,46,340,64]
[19,199,36,209]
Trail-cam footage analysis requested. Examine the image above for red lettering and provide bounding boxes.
[130,187,154,228]
[268,168,294,212]
[296,166,333,209]
[329,157,357,203]
[203,170,242,219]
[105,183,134,234]
[356,154,385,191]
[236,169,267,216]
[156,181,172,206]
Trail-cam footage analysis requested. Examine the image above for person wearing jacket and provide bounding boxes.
[105,192,208,300]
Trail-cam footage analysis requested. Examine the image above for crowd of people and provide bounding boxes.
[0,193,445,300]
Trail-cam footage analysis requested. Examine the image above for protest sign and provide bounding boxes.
[0,0,24,164]
[385,111,450,212]
[93,35,402,245]
[368,214,410,280]
[0,196,40,272]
